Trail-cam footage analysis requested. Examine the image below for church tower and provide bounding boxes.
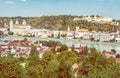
[22,20,27,25]
[15,19,19,24]
[75,26,79,32]
[10,19,13,29]
[67,26,70,31]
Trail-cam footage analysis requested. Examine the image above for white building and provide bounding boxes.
[30,29,50,37]
[75,27,89,38]
[10,19,32,35]
[53,30,59,38]
[67,26,74,39]
[83,34,90,40]
[92,33,114,42]
[115,35,120,42]
[10,19,31,29]
[97,18,113,22]
[73,16,113,23]
[67,31,74,40]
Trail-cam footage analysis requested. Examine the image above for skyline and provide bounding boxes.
[0,0,120,19]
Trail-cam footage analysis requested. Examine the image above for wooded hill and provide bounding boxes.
[0,15,120,32]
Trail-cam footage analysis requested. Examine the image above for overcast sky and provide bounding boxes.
[0,0,120,19]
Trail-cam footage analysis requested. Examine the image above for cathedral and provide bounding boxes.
[10,19,31,29]
[9,19,31,35]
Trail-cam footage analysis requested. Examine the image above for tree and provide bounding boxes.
[41,51,56,69]
[8,31,14,35]
[0,57,25,78]
[26,66,40,78]
[61,33,67,38]
[43,59,60,78]
[71,44,75,51]
[82,46,88,55]
[57,51,78,78]
[30,44,38,55]
[90,15,95,18]
[60,45,68,52]
[78,49,120,78]
[0,31,3,35]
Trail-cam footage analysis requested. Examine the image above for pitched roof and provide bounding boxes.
[8,40,30,47]
[78,29,89,32]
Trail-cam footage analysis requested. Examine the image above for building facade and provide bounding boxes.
[10,19,31,35]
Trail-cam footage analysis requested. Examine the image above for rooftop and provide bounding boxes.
[78,29,89,32]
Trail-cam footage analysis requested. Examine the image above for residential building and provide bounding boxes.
[115,35,120,42]
[75,27,89,38]
[0,23,9,35]
[92,32,114,42]
[67,26,74,39]
[73,16,113,23]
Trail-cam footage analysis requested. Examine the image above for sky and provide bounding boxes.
[0,0,120,19]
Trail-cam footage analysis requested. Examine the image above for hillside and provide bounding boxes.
[0,15,120,32]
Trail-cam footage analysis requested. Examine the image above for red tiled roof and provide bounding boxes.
[8,40,30,47]
[78,29,89,32]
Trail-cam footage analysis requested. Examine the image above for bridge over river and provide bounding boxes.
[0,35,120,54]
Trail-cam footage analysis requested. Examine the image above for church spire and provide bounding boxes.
[22,20,27,25]
[10,19,13,29]
[67,26,70,31]
[15,19,19,24]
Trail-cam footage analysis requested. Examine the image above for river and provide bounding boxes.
[0,35,120,54]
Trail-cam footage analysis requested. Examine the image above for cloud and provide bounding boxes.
[4,1,15,5]
[0,0,28,5]
[20,0,27,2]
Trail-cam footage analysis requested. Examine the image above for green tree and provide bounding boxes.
[43,59,60,78]
[60,45,68,52]
[0,57,25,78]
[57,51,78,78]
[30,44,38,55]
[78,49,120,78]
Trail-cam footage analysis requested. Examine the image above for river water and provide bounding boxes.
[0,35,120,54]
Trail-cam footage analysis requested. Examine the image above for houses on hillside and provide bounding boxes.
[0,23,9,35]
[0,39,48,58]
[0,18,120,42]
[73,15,114,23]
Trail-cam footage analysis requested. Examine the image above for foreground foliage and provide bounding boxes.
[0,49,120,78]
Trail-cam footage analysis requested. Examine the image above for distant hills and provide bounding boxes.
[0,15,120,32]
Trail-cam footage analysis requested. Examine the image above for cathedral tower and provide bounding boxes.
[22,20,27,25]
[10,19,13,29]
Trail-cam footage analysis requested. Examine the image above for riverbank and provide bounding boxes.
[0,35,120,53]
